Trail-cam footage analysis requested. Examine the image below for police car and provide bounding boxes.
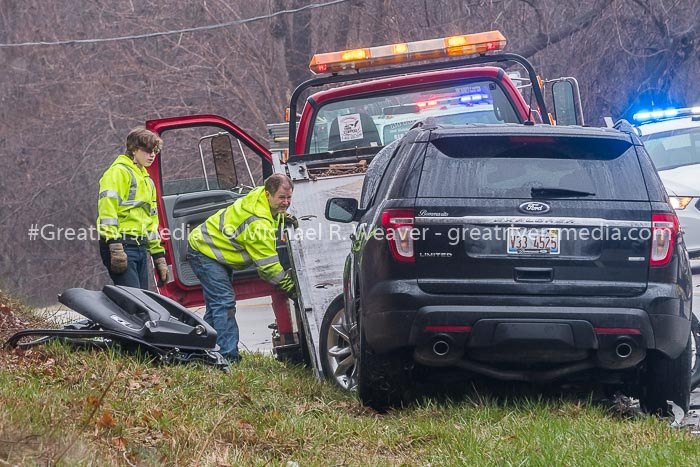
[633,107,700,259]
[372,87,503,145]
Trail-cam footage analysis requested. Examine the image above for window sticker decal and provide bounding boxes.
[339,113,364,142]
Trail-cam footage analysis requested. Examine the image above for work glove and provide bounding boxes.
[283,213,299,229]
[108,243,128,275]
[154,257,170,287]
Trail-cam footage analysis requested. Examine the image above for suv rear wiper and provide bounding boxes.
[531,187,596,198]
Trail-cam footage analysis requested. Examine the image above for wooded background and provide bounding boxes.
[1,0,698,305]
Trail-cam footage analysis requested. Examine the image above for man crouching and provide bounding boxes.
[186,174,296,363]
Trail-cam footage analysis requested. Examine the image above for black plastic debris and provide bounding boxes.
[5,285,228,371]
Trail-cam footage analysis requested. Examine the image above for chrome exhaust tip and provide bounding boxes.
[432,340,450,357]
[615,342,633,359]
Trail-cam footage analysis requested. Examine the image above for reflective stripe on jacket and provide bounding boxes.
[96,154,164,256]
[188,186,294,293]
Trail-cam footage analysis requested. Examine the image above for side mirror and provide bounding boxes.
[325,197,358,223]
[552,78,584,126]
[210,133,238,190]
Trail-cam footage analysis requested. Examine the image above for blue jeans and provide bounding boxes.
[187,247,239,359]
[100,241,149,289]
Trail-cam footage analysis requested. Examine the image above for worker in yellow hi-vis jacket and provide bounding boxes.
[97,127,169,289]
[187,173,297,363]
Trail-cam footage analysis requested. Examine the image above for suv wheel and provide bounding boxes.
[640,333,692,415]
[691,314,700,390]
[357,318,410,411]
[319,304,356,390]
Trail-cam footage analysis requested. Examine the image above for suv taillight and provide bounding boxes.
[650,212,679,267]
[381,209,415,263]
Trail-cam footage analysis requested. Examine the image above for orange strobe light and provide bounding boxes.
[309,31,507,74]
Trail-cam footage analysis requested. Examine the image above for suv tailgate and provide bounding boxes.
[414,133,652,297]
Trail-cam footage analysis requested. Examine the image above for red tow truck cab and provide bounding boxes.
[144,30,583,360]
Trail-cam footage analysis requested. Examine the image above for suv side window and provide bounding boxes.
[369,142,410,207]
[634,144,669,202]
[360,139,401,209]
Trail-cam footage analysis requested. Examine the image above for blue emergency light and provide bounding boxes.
[459,92,489,104]
[633,106,700,123]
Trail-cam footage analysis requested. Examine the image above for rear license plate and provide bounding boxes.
[507,227,560,255]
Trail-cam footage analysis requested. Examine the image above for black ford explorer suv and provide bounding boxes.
[325,122,695,413]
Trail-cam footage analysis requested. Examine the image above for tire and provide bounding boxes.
[640,333,692,415]
[319,304,356,390]
[691,314,700,390]
[356,319,411,412]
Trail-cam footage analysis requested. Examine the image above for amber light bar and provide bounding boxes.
[309,30,507,74]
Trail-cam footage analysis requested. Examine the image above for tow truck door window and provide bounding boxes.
[158,126,263,289]
[162,128,260,196]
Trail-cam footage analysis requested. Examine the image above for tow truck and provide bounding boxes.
[144,30,583,384]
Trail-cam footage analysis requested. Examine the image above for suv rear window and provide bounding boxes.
[418,135,647,200]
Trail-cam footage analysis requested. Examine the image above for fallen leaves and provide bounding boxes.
[128,380,142,391]
[0,289,36,342]
[97,410,117,429]
[238,420,254,433]
[126,370,164,392]
[111,436,128,449]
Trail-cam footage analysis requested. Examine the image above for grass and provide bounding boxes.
[1,345,699,466]
[0,301,698,465]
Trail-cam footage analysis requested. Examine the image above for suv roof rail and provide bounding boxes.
[410,117,439,131]
[614,119,643,144]
[613,119,636,135]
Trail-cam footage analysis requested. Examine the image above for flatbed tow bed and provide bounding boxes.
[270,136,375,377]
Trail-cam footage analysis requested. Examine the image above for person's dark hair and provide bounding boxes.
[264,174,293,195]
[125,127,163,157]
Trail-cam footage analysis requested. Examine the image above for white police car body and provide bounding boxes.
[634,107,700,259]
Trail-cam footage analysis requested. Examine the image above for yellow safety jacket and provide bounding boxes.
[188,186,294,293]
[96,155,164,256]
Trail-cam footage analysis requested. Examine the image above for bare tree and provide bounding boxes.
[1,0,699,304]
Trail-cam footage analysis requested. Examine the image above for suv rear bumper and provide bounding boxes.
[363,280,692,364]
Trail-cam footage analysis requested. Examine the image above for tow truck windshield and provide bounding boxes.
[307,79,520,154]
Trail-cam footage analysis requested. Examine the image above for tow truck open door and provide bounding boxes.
[144,115,279,307]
